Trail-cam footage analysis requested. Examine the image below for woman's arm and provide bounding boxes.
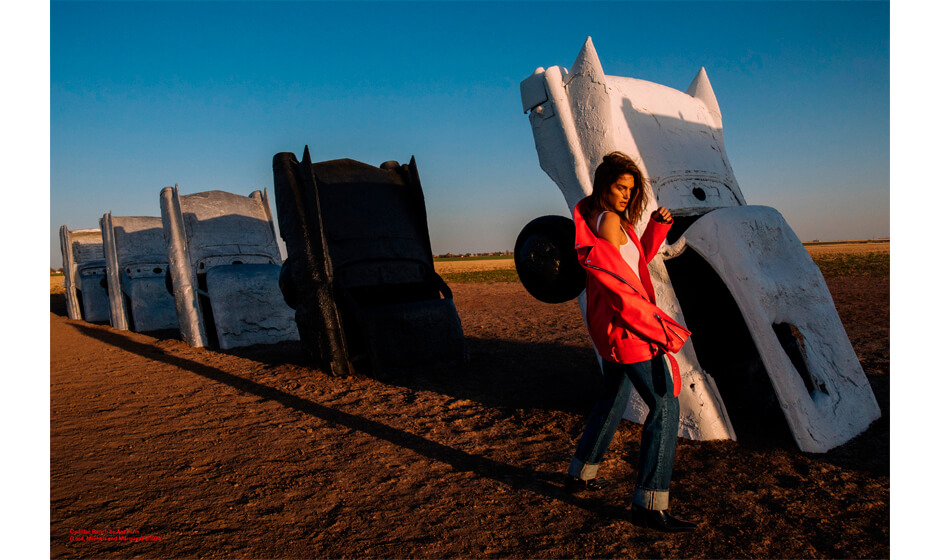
[639,207,673,263]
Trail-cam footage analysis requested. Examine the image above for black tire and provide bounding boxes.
[278,258,301,310]
[514,215,586,304]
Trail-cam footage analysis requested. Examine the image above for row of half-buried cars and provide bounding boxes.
[60,149,468,379]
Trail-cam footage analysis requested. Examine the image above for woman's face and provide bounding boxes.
[602,174,635,213]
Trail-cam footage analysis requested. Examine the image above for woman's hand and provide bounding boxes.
[651,207,673,224]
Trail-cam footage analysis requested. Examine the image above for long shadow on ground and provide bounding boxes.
[64,316,887,480]
[69,322,631,520]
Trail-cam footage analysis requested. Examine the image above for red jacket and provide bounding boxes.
[574,198,690,395]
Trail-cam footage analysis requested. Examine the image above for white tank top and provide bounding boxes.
[596,211,641,279]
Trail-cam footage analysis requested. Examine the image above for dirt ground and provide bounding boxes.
[49,269,888,559]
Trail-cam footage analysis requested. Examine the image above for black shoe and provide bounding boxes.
[564,475,612,494]
[630,503,697,532]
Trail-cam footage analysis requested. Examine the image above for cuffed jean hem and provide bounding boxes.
[632,486,669,511]
[568,456,600,480]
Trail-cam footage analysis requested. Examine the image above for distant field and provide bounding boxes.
[51,241,888,290]
[438,268,520,283]
[51,275,65,295]
[433,255,513,262]
[435,257,516,273]
[803,239,889,256]
[435,240,889,282]
[802,240,889,278]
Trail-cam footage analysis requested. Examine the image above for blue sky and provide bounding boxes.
[49,1,889,267]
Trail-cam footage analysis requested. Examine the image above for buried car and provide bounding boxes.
[272,147,467,378]
[60,226,111,323]
[100,213,178,333]
[516,38,880,453]
[160,186,299,350]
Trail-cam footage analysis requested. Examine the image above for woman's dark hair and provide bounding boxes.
[583,151,649,226]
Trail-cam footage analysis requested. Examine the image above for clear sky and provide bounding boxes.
[50,0,888,268]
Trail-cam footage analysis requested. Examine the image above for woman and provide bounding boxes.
[564,151,696,532]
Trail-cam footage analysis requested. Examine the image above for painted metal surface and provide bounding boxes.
[160,186,299,349]
[675,206,881,452]
[519,37,880,451]
[59,226,110,323]
[101,213,178,333]
[272,148,467,378]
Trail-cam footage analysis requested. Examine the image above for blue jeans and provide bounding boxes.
[568,356,679,510]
